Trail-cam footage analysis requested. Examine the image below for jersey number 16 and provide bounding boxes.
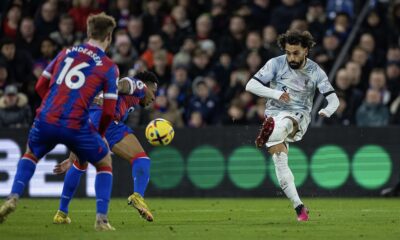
[56,57,89,90]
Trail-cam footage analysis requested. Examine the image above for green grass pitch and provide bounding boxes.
[1,198,399,240]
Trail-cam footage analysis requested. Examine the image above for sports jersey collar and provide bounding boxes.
[87,41,105,52]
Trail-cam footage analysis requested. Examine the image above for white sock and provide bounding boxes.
[272,152,302,208]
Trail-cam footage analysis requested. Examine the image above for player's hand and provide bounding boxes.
[279,92,290,103]
[53,159,72,175]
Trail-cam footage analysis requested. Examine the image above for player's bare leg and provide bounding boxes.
[256,117,309,221]
[0,147,37,223]
[93,154,115,231]
[112,134,154,222]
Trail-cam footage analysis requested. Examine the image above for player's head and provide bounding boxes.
[86,12,116,49]
[277,30,316,69]
[135,71,159,107]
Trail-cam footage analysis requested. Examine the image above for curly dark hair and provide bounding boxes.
[277,30,316,50]
[134,70,159,85]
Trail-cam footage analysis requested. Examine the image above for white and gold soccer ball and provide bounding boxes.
[145,118,175,146]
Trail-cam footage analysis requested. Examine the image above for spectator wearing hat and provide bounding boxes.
[0,85,32,128]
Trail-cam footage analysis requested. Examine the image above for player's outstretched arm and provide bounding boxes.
[246,78,288,102]
[318,92,339,117]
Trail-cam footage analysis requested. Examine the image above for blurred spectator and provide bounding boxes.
[16,16,42,59]
[387,46,400,62]
[109,0,133,29]
[368,68,391,105]
[68,0,101,33]
[329,12,352,43]
[289,18,308,32]
[161,15,181,53]
[345,61,362,90]
[171,5,193,38]
[142,0,163,36]
[224,68,250,104]
[204,72,220,96]
[306,0,327,43]
[388,0,400,45]
[247,98,266,124]
[151,50,171,86]
[245,50,263,75]
[33,38,57,79]
[2,4,22,38]
[112,33,137,76]
[34,1,58,36]
[188,111,204,128]
[333,68,363,124]
[188,49,211,79]
[0,85,32,128]
[222,99,247,125]
[0,63,9,92]
[312,30,340,72]
[361,10,388,50]
[141,34,173,69]
[212,52,233,97]
[218,15,247,59]
[386,61,400,97]
[237,31,269,67]
[270,0,306,34]
[250,0,272,30]
[358,32,385,68]
[186,77,219,125]
[350,46,370,89]
[210,0,230,35]
[326,0,354,20]
[126,17,146,54]
[150,88,184,128]
[0,37,34,92]
[172,36,197,68]
[50,14,83,48]
[356,89,389,127]
[262,25,281,58]
[195,13,214,42]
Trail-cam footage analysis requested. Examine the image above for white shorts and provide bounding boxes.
[264,110,311,147]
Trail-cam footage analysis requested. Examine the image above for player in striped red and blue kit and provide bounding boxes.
[52,71,159,224]
[0,13,119,231]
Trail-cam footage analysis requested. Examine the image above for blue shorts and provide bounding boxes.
[89,108,134,149]
[28,120,109,164]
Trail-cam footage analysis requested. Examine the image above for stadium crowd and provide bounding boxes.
[0,0,399,128]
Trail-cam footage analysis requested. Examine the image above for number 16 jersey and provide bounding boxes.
[35,43,119,129]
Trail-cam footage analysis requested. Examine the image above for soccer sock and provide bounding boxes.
[272,152,303,208]
[130,152,151,197]
[95,166,113,215]
[10,153,38,197]
[59,161,87,213]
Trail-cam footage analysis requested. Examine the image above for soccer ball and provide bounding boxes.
[145,118,175,146]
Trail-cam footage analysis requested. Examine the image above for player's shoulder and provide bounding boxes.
[306,58,325,73]
[269,55,286,65]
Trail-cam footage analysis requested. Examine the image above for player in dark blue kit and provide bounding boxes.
[0,13,119,231]
[52,71,159,224]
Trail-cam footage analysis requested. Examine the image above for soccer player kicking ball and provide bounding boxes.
[0,13,119,231]
[52,72,158,224]
[246,30,339,221]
